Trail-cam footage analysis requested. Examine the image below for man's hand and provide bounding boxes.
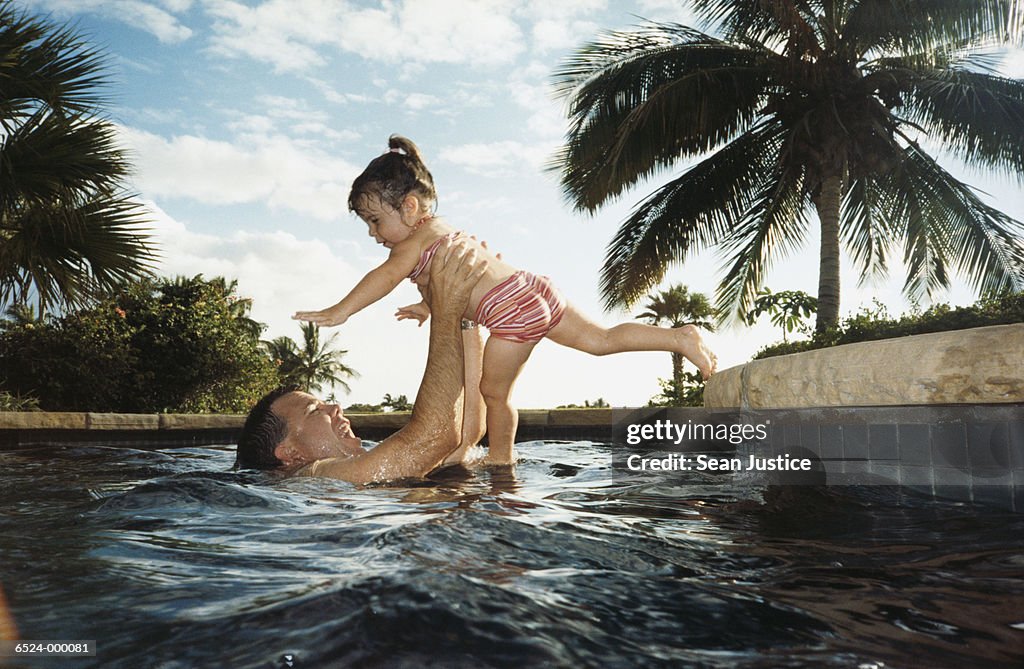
[427,237,487,319]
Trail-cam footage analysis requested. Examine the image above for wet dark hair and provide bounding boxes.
[348,134,437,215]
[235,386,297,469]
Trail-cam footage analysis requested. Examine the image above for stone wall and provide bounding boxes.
[704,323,1024,409]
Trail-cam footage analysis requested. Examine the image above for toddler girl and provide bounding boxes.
[294,135,716,464]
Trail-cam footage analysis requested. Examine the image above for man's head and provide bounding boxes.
[236,387,363,469]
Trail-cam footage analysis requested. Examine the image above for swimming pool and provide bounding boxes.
[1,441,1022,668]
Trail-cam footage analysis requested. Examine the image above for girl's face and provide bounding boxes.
[354,196,412,249]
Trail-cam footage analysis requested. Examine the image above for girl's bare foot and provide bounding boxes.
[675,325,717,380]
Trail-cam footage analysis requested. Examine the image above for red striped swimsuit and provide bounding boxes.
[409,231,566,344]
[474,271,566,344]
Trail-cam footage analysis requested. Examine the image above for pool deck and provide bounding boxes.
[0,408,615,448]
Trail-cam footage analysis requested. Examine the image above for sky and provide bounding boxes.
[16,0,1024,409]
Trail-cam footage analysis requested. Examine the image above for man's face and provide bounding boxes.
[271,391,364,466]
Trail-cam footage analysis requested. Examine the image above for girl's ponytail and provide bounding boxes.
[349,135,437,214]
[387,135,423,163]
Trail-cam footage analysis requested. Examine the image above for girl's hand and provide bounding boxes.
[292,305,348,327]
[395,301,430,326]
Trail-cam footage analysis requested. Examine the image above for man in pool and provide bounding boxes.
[236,237,487,483]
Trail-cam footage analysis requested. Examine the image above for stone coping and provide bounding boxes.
[0,408,613,431]
[704,323,1024,409]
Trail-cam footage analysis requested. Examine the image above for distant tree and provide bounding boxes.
[557,397,610,408]
[345,402,382,413]
[292,322,357,395]
[745,288,818,342]
[636,284,715,392]
[264,335,303,387]
[0,274,277,412]
[649,372,705,408]
[0,2,156,313]
[553,1,1024,332]
[381,393,412,412]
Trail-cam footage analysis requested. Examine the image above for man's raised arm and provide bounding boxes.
[307,238,486,483]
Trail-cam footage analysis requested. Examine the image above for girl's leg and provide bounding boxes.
[479,337,537,465]
[547,303,717,378]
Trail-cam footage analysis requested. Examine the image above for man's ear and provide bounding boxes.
[274,438,299,466]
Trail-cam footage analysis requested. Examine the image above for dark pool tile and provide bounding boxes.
[1008,421,1024,470]
[869,424,898,461]
[784,423,801,449]
[819,425,842,460]
[969,468,1013,489]
[967,423,1010,469]
[799,423,820,452]
[898,424,931,466]
[900,465,933,487]
[933,467,972,486]
[843,424,869,460]
[1013,474,1024,512]
[872,464,901,485]
[931,422,968,469]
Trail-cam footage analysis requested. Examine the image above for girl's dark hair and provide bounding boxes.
[348,135,437,214]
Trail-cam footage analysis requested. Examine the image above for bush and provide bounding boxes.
[0,276,279,412]
[754,292,1024,360]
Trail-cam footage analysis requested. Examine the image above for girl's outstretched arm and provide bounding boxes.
[293,244,420,326]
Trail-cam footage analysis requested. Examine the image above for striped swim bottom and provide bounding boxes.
[474,271,566,344]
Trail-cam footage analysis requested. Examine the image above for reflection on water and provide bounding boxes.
[0,441,1022,668]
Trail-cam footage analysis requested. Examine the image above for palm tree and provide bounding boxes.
[264,335,303,387]
[553,1,1024,332]
[266,322,358,395]
[0,2,156,314]
[636,283,715,389]
[208,277,263,339]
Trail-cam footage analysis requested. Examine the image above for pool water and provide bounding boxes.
[1,441,1022,668]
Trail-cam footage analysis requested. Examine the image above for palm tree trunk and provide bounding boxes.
[813,174,842,332]
[671,352,683,388]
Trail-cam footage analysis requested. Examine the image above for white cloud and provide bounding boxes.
[22,0,193,43]
[119,125,359,221]
[204,0,338,72]
[382,89,442,111]
[203,0,527,73]
[506,61,568,139]
[439,140,551,176]
[145,201,432,403]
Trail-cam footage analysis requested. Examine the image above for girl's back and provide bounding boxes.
[408,218,518,319]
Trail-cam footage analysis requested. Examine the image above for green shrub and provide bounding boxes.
[754,292,1024,360]
[0,276,278,412]
[0,390,40,411]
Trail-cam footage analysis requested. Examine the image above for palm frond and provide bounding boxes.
[599,121,787,309]
[845,0,1022,58]
[552,24,777,211]
[896,68,1024,178]
[843,174,894,286]
[876,141,1024,300]
[0,1,109,125]
[715,161,812,324]
[0,192,155,311]
[689,0,824,53]
[0,111,131,212]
